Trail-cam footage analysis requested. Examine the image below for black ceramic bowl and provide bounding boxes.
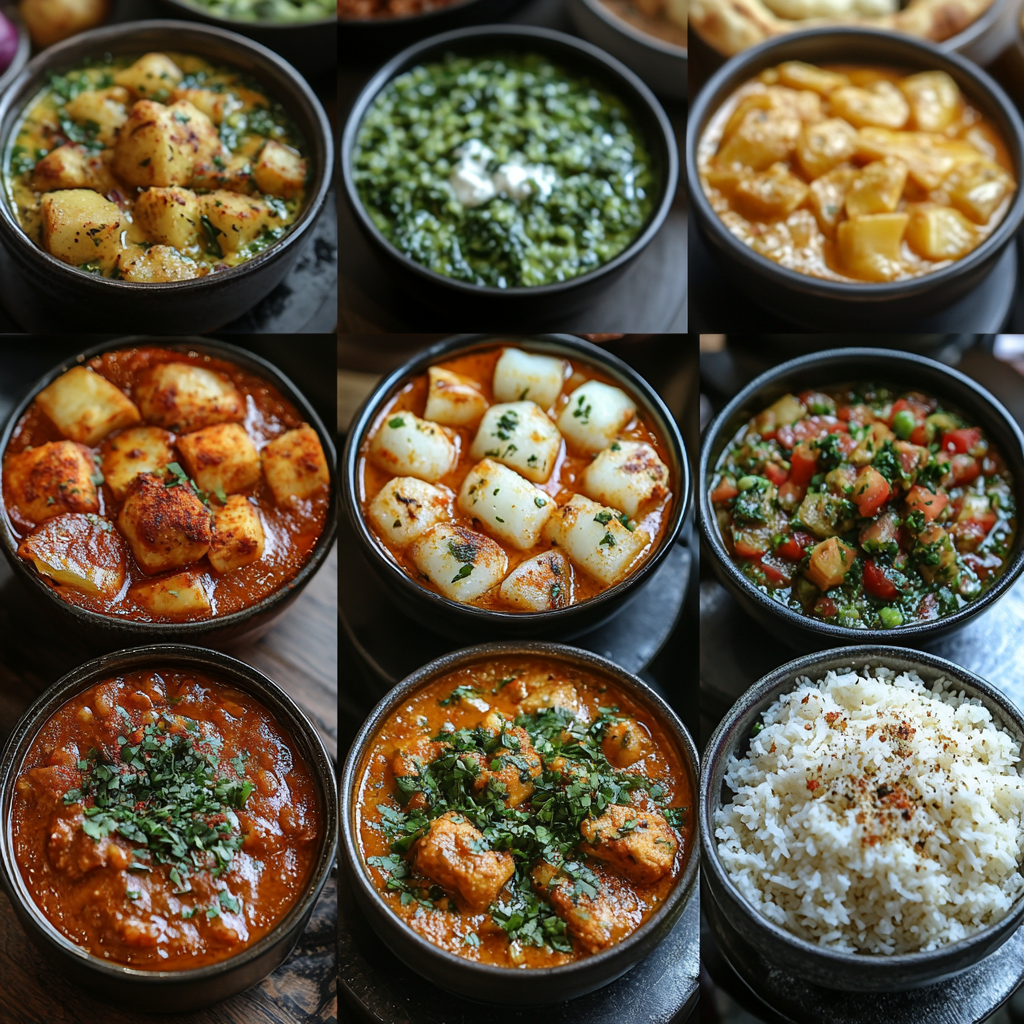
[0,3,29,96]
[0,337,338,653]
[340,25,679,326]
[686,28,1024,331]
[0,643,338,1013]
[342,333,690,642]
[699,347,1024,651]
[340,640,700,1005]
[701,645,1024,992]
[0,21,333,334]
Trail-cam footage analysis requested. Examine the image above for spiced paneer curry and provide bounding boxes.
[12,669,321,968]
[4,52,308,281]
[2,347,330,622]
[698,61,1017,282]
[358,345,674,612]
[354,656,693,964]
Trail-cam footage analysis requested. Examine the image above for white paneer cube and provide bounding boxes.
[542,494,650,587]
[423,367,489,428]
[409,524,508,603]
[557,382,637,455]
[17,512,126,596]
[492,348,567,411]
[177,422,261,498]
[368,411,457,483]
[35,366,141,446]
[208,494,265,573]
[499,550,570,611]
[580,440,670,519]
[100,426,176,501]
[458,459,555,550]
[469,402,561,484]
[261,424,330,503]
[368,477,451,548]
[134,361,245,434]
[132,571,211,617]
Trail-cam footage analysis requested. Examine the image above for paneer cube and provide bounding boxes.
[368,476,450,547]
[408,523,507,603]
[112,100,194,188]
[132,571,212,617]
[63,87,130,146]
[556,383,636,457]
[777,62,850,95]
[808,166,857,238]
[134,361,245,434]
[795,118,857,180]
[905,203,976,260]
[492,348,567,410]
[716,108,802,172]
[253,140,306,199]
[458,459,555,550]
[113,53,184,101]
[508,674,585,718]
[580,440,670,519]
[735,162,809,219]
[177,422,261,497]
[17,512,125,595]
[208,494,265,573]
[116,246,201,282]
[423,366,488,427]
[413,811,515,911]
[4,441,99,525]
[836,212,909,282]
[100,426,176,500]
[470,724,542,807]
[32,145,115,194]
[498,549,570,611]
[198,191,270,254]
[470,401,562,483]
[35,365,140,446]
[542,494,650,587]
[844,159,908,218]
[830,82,909,130]
[579,805,678,884]
[118,472,213,575]
[945,160,1015,225]
[134,186,200,249]
[601,718,653,768]
[41,190,124,266]
[261,424,331,503]
[899,71,960,132]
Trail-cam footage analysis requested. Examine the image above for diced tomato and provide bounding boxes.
[949,454,980,485]
[950,520,989,553]
[836,403,874,426]
[917,593,939,620]
[776,417,848,450]
[941,427,982,454]
[863,559,899,600]
[763,462,789,486]
[837,434,858,456]
[910,425,929,446]
[814,597,838,618]
[894,440,929,477]
[711,479,739,504]
[759,553,794,586]
[733,529,772,559]
[964,551,1004,580]
[905,486,949,522]
[851,467,891,518]
[776,531,815,560]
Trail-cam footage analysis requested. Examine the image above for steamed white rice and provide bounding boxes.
[715,666,1024,954]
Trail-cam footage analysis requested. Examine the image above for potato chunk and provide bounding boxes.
[100,426,176,500]
[945,161,1015,225]
[118,472,213,575]
[836,212,909,282]
[845,159,908,219]
[795,118,857,180]
[116,246,201,282]
[32,145,115,194]
[198,191,270,254]
[492,348,566,410]
[542,493,650,586]
[63,87,130,146]
[17,512,125,595]
[899,71,960,132]
[498,550,570,611]
[905,204,976,260]
[209,495,265,573]
[509,674,586,718]
[177,422,261,497]
[112,100,194,188]
[831,82,909,130]
[132,571,211,617]
[601,718,653,768]
[458,459,555,550]
[808,166,857,238]
[134,361,245,434]
[579,806,678,884]
[368,477,450,548]
[856,128,979,191]
[134,186,200,249]
[716,108,802,172]
[413,812,515,911]
[113,53,184,101]
[253,140,306,199]
[423,366,488,427]
[471,401,562,483]
[190,154,256,195]
[166,100,225,167]
[19,0,108,49]
[580,440,670,519]
[777,62,850,95]
[261,424,330,503]
[4,441,99,525]
[806,536,858,590]
[35,365,140,446]
[170,87,239,124]
[408,523,507,602]
[735,162,809,219]
[556,382,636,457]
[41,190,124,266]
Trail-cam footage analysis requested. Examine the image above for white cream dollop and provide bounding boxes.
[449,140,557,208]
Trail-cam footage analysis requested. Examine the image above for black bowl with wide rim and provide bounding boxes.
[340,25,679,327]
[701,645,1024,992]
[0,643,338,1012]
[0,21,333,334]
[686,28,1024,331]
[339,640,700,1005]
[699,347,1024,651]
[0,338,338,653]
[342,333,690,642]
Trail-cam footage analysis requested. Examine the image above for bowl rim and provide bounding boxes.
[573,0,687,60]
[685,26,1024,301]
[341,332,691,628]
[699,643,1024,970]
[697,345,1024,643]
[0,641,339,981]
[156,0,337,31]
[0,336,338,638]
[339,23,679,299]
[0,19,334,294]
[339,639,700,984]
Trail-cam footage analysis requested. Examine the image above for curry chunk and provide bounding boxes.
[134,186,201,249]
[845,159,908,219]
[470,724,542,807]
[413,811,515,911]
[170,87,238,124]
[4,441,99,525]
[253,140,306,199]
[808,166,857,238]
[134,361,245,434]
[716,107,802,172]
[41,189,124,266]
[48,812,130,880]
[32,144,115,194]
[35,365,140,446]
[18,512,126,595]
[131,570,212,617]
[579,805,678,885]
[423,366,489,428]
[113,53,184,101]
[368,476,450,548]
[116,246,202,282]
[836,212,909,282]
[177,422,261,497]
[944,161,1015,225]
[100,426,176,500]
[198,191,271,254]
[498,549,570,611]
[112,100,194,188]
[601,719,654,768]
[735,163,809,220]
[899,71,960,132]
[392,736,448,809]
[507,674,586,719]
[167,99,225,168]
[905,204,976,260]
[581,439,670,519]
[830,82,909,130]
[63,87,131,146]
[795,118,857,180]
[261,425,330,504]
[208,494,265,573]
